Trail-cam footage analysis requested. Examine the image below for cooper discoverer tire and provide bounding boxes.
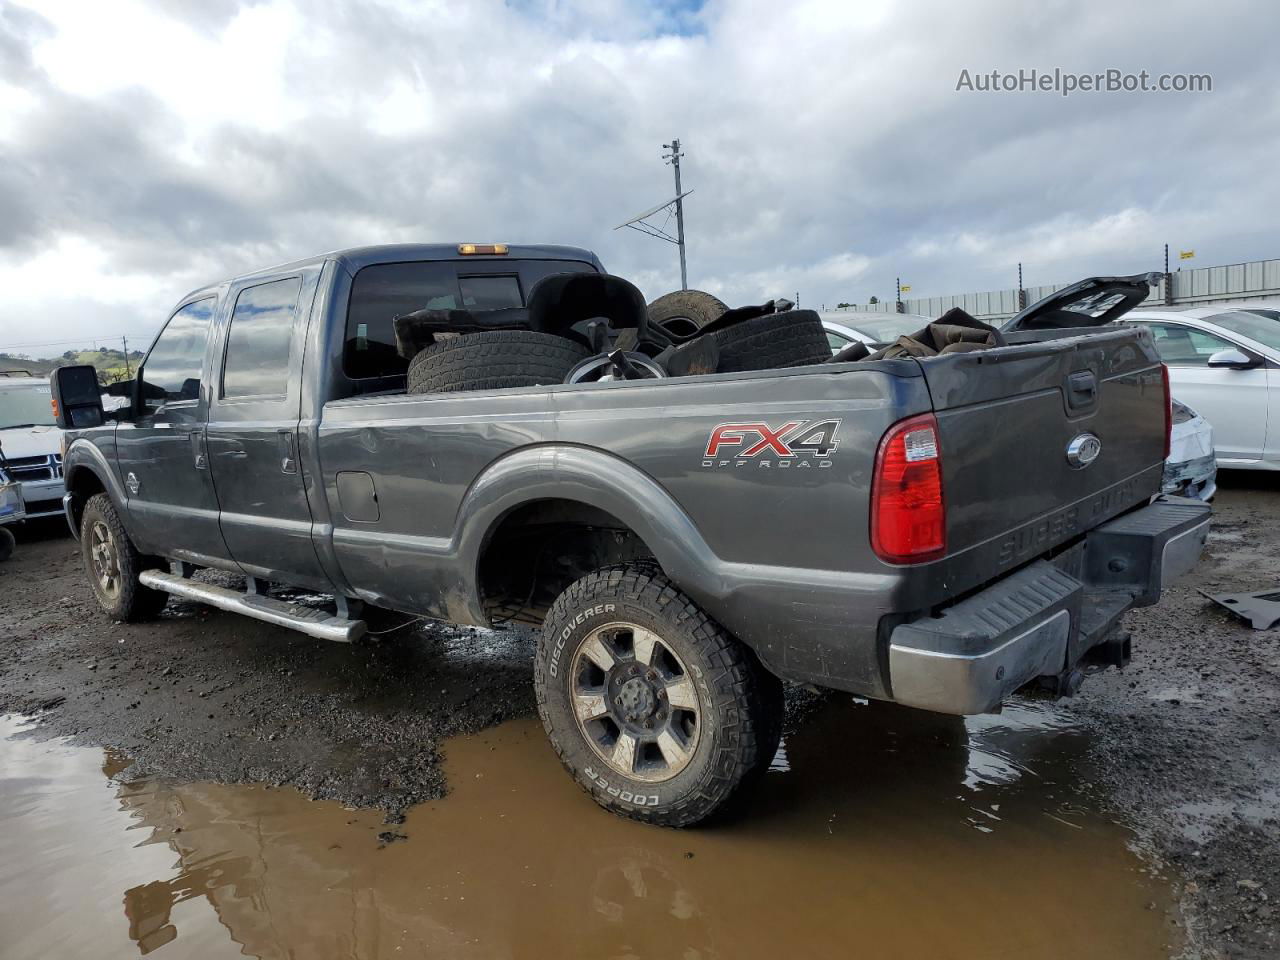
[407,331,591,394]
[711,309,832,373]
[80,493,168,621]
[534,562,781,826]
[616,289,728,351]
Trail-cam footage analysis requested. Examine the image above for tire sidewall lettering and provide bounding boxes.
[548,602,616,678]
[584,765,659,806]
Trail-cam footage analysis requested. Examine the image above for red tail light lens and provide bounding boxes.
[871,412,946,564]
[1160,363,1172,460]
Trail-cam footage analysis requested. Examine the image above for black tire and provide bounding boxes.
[80,493,168,621]
[0,526,14,562]
[711,309,832,373]
[616,289,728,351]
[535,563,782,826]
[407,331,591,395]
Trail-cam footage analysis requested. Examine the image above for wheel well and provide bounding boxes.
[477,499,656,625]
[64,466,107,532]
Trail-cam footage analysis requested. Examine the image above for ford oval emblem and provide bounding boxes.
[1066,433,1102,469]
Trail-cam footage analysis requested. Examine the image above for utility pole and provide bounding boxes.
[663,139,688,290]
[616,141,693,290]
[122,336,131,378]
[1018,262,1027,310]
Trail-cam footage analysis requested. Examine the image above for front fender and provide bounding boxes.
[62,436,129,537]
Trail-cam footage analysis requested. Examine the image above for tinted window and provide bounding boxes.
[459,275,521,309]
[141,299,214,407]
[344,259,597,380]
[1143,323,1235,365]
[222,277,301,398]
[1202,310,1280,351]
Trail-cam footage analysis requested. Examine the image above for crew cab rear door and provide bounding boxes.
[205,269,330,591]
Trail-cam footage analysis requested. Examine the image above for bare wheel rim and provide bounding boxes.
[89,519,121,600]
[570,621,701,783]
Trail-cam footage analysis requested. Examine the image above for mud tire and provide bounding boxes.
[80,493,168,621]
[616,289,728,350]
[0,526,13,562]
[710,309,832,373]
[406,331,590,394]
[535,563,782,826]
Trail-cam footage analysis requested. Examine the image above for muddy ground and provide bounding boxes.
[1,477,1278,959]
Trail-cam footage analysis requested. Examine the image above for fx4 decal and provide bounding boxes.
[702,419,841,468]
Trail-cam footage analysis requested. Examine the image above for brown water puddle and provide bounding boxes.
[0,697,1180,959]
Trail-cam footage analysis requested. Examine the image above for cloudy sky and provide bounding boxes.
[1,0,1277,355]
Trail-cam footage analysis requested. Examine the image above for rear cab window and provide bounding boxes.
[222,277,302,399]
[343,259,598,384]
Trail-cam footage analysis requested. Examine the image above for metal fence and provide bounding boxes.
[838,257,1280,321]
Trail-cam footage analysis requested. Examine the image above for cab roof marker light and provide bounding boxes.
[458,243,509,255]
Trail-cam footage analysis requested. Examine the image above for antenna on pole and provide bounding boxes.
[615,138,691,290]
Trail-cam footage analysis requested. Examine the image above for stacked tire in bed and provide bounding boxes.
[406,290,832,396]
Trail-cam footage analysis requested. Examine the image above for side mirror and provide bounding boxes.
[1206,348,1259,369]
[50,365,105,429]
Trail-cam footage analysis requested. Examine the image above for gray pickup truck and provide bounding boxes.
[53,243,1210,826]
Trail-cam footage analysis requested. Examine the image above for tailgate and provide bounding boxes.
[918,326,1166,590]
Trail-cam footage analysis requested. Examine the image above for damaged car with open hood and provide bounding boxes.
[51,245,1210,826]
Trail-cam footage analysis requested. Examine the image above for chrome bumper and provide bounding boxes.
[888,497,1211,716]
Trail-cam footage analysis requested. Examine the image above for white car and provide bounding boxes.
[820,311,935,352]
[0,374,65,518]
[1126,307,1280,469]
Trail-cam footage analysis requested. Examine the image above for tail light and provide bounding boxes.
[1160,364,1172,459]
[871,412,946,564]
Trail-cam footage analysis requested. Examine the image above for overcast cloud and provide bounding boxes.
[1,0,1277,354]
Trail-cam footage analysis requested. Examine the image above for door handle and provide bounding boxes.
[1065,370,1098,411]
[190,431,209,470]
[278,429,298,475]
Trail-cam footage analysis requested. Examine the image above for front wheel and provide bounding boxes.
[535,563,782,826]
[80,493,168,621]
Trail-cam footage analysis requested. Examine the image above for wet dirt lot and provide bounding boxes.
[2,477,1278,959]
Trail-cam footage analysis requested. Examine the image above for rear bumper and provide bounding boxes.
[887,497,1210,715]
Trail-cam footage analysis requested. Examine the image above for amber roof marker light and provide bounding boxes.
[457,243,509,255]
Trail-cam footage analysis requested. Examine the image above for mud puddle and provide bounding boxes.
[0,697,1181,959]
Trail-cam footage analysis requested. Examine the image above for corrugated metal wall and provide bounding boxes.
[836,257,1280,321]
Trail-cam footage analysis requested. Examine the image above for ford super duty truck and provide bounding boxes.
[52,243,1210,826]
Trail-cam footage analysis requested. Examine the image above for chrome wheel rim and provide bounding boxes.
[571,622,701,783]
[89,520,121,600]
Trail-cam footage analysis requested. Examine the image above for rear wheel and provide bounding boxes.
[406,330,589,394]
[0,527,14,562]
[80,493,168,621]
[535,563,781,826]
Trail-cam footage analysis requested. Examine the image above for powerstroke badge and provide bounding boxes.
[701,419,841,468]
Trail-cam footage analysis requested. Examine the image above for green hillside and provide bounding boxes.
[0,348,145,385]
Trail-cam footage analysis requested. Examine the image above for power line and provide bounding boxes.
[0,332,154,352]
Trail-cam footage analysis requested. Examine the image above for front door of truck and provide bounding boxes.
[117,298,231,565]
[205,271,330,591]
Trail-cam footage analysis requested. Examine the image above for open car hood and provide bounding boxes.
[1001,272,1161,332]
